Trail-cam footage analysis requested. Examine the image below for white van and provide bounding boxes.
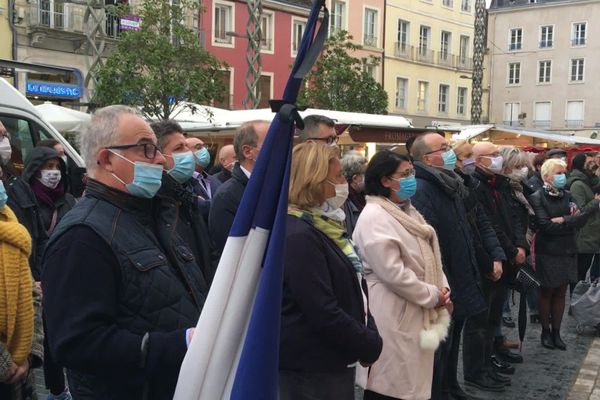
[0,78,86,196]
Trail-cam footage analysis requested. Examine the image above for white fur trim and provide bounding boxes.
[419,309,451,350]
[420,328,440,350]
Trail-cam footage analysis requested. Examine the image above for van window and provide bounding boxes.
[0,116,36,172]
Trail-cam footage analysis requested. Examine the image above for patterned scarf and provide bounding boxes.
[288,206,363,273]
[543,183,562,197]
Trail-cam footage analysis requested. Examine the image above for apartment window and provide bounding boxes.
[570,58,584,82]
[258,75,272,108]
[440,31,452,62]
[504,102,521,125]
[457,87,467,115]
[461,0,471,12]
[510,28,522,51]
[292,19,306,55]
[363,61,376,79]
[419,26,430,55]
[213,70,232,109]
[508,62,521,85]
[566,100,584,128]
[395,78,408,109]
[533,102,551,128]
[443,0,453,7]
[214,2,233,44]
[417,81,429,112]
[39,0,65,29]
[540,25,553,48]
[459,35,470,64]
[260,13,274,51]
[363,8,378,47]
[538,60,551,83]
[330,1,346,34]
[438,85,449,113]
[396,19,410,56]
[572,22,586,46]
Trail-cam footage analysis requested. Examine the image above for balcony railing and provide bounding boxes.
[533,120,551,128]
[391,44,473,70]
[364,35,378,47]
[565,119,584,128]
[394,42,412,59]
[416,47,434,63]
[458,56,473,70]
[503,120,519,126]
[437,51,453,67]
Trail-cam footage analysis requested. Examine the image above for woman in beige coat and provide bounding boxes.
[353,151,452,400]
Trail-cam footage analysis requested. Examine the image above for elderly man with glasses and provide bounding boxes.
[42,106,208,400]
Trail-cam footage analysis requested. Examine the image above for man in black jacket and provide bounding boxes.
[209,120,269,257]
[411,133,488,399]
[472,142,527,369]
[42,106,207,400]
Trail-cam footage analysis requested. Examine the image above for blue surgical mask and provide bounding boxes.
[110,150,164,198]
[167,151,195,183]
[461,157,477,174]
[394,175,417,200]
[0,181,7,209]
[442,149,457,170]
[194,148,211,168]
[553,173,567,189]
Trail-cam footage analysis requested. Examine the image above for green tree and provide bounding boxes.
[93,0,226,120]
[298,30,388,114]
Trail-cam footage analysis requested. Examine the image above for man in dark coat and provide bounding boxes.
[212,144,236,183]
[186,136,222,221]
[472,142,528,368]
[209,121,269,257]
[42,106,208,400]
[410,133,487,399]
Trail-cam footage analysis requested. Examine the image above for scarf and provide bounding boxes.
[288,206,363,273]
[543,183,562,197]
[0,206,33,365]
[415,162,469,200]
[367,196,450,350]
[30,179,64,210]
[510,179,535,216]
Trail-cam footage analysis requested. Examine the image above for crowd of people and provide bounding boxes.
[0,106,600,400]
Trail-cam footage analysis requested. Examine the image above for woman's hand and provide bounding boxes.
[551,216,565,224]
[436,288,451,308]
[0,361,18,383]
[6,359,29,384]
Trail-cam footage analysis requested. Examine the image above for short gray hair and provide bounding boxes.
[233,120,268,161]
[341,152,367,181]
[410,134,434,161]
[299,114,335,142]
[80,105,139,175]
[500,146,530,174]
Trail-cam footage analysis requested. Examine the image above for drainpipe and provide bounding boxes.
[8,0,19,89]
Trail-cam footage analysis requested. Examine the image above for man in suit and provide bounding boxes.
[186,136,222,221]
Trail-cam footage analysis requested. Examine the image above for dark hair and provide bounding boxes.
[571,153,587,172]
[299,115,335,142]
[405,135,420,154]
[365,150,411,197]
[149,120,184,150]
[37,139,60,148]
[532,153,548,170]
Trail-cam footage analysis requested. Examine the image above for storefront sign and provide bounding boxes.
[120,15,141,31]
[26,81,81,99]
[349,127,432,143]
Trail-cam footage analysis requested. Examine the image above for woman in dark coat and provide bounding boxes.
[280,142,382,400]
[530,158,599,350]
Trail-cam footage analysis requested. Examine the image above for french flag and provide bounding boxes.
[173,1,328,398]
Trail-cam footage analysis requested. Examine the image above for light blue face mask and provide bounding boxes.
[168,151,196,183]
[441,149,457,170]
[194,148,211,168]
[393,175,417,200]
[0,181,7,209]
[110,150,164,198]
[553,173,567,189]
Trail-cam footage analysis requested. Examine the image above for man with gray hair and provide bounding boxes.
[341,151,367,236]
[209,120,269,255]
[42,106,208,399]
[410,133,490,397]
[298,114,338,145]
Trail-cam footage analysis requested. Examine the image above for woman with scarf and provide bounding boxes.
[353,150,451,400]
[279,142,383,400]
[530,158,600,350]
[23,146,75,400]
[0,173,44,400]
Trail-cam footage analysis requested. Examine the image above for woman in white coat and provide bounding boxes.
[353,150,452,400]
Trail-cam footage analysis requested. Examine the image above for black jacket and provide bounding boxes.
[412,162,486,319]
[42,180,207,400]
[529,188,597,256]
[208,163,248,256]
[23,146,76,233]
[280,215,382,372]
[526,172,544,195]
[188,171,222,222]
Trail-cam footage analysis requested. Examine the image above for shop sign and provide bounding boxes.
[120,15,141,31]
[26,81,81,99]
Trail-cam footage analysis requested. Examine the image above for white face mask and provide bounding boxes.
[509,166,529,182]
[0,137,12,165]
[482,155,504,174]
[326,180,349,210]
[39,169,61,189]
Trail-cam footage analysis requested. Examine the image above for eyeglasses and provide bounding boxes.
[391,168,416,179]
[424,146,448,155]
[106,143,159,159]
[312,135,339,145]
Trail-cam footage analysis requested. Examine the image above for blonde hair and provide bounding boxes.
[541,158,567,181]
[289,142,339,208]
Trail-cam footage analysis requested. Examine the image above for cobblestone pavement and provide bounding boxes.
[568,338,600,400]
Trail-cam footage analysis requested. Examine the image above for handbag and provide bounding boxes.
[515,262,541,293]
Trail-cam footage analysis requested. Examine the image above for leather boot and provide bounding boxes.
[493,336,523,363]
[541,329,555,349]
[552,329,567,350]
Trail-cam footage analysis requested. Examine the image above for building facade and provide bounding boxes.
[383,0,475,127]
[488,0,600,137]
[1,0,12,62]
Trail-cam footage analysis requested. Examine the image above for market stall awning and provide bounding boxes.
[34,102,90,134]
[453,125,600,146]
